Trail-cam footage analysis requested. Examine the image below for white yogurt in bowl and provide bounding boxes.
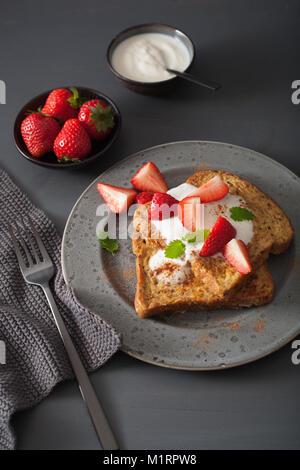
[111,32,191,83]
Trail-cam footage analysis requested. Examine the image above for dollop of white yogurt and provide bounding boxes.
[148,182,254,284]
[111,33,191,83]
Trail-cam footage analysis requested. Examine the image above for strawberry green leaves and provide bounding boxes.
[67,87,81,109]
[58,155,80,163]
[78,99,115,140]
[230,207,255,222]
[67,87,89,108]
[89,103,115,133]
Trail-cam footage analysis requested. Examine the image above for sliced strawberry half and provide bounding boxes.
[131,162,168,193]
[148,193,179,220]
[136,192,154,205]
[200,216,236,257]
[97,183,137,213]
[178,196,202,232]
[223,239,252,274]
[190,175,229,203]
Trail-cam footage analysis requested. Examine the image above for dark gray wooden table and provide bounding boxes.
[1,0,299,450]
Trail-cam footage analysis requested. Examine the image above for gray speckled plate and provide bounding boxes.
[62,141,300,370]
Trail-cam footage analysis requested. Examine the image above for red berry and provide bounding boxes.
[21,113,61,158]
[53,119,91,162]
[136,192,154,205]
[178,196,202,232]
[131,162,168,193]
[190,175,229,203]
[42,88,80,122]
[97,183,137,213]
[200,216,236,257]
[148,193,179,220]
[223,239,252,274]
[78,99,115,140]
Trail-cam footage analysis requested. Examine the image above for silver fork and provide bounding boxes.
[8,217,119,450]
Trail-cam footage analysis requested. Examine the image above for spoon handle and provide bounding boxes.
[167,68,221,91]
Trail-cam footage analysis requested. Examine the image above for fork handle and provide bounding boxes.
[42,283,119,450]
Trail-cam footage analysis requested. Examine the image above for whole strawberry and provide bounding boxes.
[53,119,91,162]
[21,112,61,158]
[78,99,114,140]
[42,88,80,122]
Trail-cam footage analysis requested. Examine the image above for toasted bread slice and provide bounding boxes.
[132,170,292,318]
[223,262,274,308]
[134,261,273,317]
[187,170,293,256]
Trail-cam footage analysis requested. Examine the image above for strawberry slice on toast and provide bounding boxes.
[97,183,137,213]
[148,193,179,220]
[178,196,202,232]
[190,175,229,203]
[131,162,168,193]
[200,216,236,257]
[223,239,252,274]
[136,192,154,205]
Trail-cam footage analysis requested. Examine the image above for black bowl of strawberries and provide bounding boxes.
[14,86,121,168]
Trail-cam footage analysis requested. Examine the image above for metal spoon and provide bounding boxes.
[166,68,221,91]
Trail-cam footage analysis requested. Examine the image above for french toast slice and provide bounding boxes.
[219,262,274,308]
[134,260,273,317]
[132,170,293,318]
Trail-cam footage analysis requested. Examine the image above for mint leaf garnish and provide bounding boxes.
[98,230,119,255]
[98,230,108,240]
[230,207,255,221]
[182,229,210,243]
[182,232,197,243]
[202,229,210,241]
[165,240,186,259]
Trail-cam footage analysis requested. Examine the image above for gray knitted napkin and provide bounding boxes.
[0,169,121,450]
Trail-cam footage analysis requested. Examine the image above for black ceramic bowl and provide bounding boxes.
[14,87,121,168]
[107,23,195,95]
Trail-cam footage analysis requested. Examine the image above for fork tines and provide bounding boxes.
[8,216,50,268]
